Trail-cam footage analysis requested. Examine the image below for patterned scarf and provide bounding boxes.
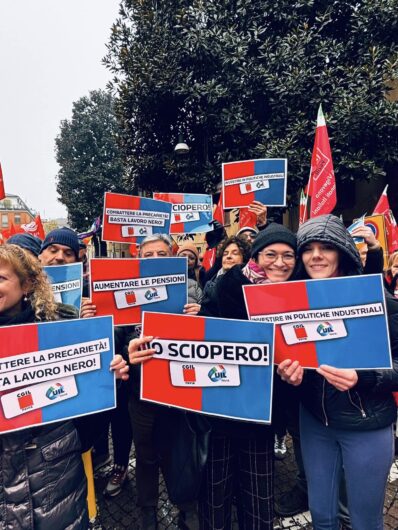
[242,260,271,284]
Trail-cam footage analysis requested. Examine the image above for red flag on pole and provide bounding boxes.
[35,215,45,240]
[0,163,6,200]
[307,105,337,217]
[213,192,224,225]
[201,247,216,271]
[299,189,308,225]
[20,215,45,240]
[373,185,389,215]
[373,185,398,253]
[8,223,17,237]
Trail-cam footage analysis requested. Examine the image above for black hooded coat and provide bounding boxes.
[297,215,398,430]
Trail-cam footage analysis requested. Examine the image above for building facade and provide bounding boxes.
[0,193,35,229]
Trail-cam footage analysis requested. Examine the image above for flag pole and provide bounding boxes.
[302,103,322,222]
[302,168,312,222]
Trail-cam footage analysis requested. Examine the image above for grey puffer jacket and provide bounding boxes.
[296,215,398,431]
[187,278,203,304]
[0,303,88,530]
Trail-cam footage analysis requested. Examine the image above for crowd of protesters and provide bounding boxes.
[1,201,398,530]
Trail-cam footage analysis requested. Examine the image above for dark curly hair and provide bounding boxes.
[217,235,251,265]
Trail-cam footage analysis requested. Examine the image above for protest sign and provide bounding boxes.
[347,215,365,244]
[222,159,287,209]
[153,193,213,234]
[243,275,391,369]
[363,214,388,268]
[44,263,83,312]
[0,316,115,434]
[102,192,172,244]
[90,257,187,326]
[141,312,275,423]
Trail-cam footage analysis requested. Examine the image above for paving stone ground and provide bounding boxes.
[95,437,398,529]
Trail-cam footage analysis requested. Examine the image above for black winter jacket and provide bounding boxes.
[0,304,88,530]
[300,291,398,430]
[199,266,273,439]
[297,215,398,431]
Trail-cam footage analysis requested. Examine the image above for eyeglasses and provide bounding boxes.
[258,251,296,263]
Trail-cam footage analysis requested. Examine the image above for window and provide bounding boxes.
[14,214,21,224]
[1,214,8,228]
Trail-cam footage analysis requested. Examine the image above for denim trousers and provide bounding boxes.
[300,405,394,530]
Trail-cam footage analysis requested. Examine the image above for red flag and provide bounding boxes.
[0,163,5,200]
[20,215,45,240]
[308,105,337,217]
[213,192,224,225]
[299,188,308,225]
[373,185,389,215]
[239,208,257,229]
[373,185,398,253]
[9,223,17,237]
[201,247,216,271]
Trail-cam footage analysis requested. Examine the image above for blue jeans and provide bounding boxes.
[300,405,394,530]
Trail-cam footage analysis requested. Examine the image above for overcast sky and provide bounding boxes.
[0,0,121,220]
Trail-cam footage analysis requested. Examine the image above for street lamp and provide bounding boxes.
[174,134,190,155]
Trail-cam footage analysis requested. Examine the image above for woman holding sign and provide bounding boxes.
[0,244,128,530]
[197,223,297,529]
[278,214,398,530]
[0,244,88,529]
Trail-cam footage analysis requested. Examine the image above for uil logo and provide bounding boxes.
[208,365,227,382]
[145,287,160,301]
[46,383,66,400]
[317,322,335,337]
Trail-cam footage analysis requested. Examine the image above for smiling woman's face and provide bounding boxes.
[0,261,25,317]
[256,243,296,283]
[301,241,340,279]
[222,243,243,270]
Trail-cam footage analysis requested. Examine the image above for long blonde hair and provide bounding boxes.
[0,244,58,321]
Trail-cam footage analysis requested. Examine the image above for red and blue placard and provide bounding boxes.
[0,316,115,434]
[222,158,287,208]
[153,193,213,234]
[243,275,391,369]
[141,312,275,423]
[90,257,188,326]
[102,192,172,244]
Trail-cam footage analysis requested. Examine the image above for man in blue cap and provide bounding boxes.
[7,233,42,258]
[38,227,79,265]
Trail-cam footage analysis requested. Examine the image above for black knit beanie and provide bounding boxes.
[40,228,79,259]
[251,223,297,259]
